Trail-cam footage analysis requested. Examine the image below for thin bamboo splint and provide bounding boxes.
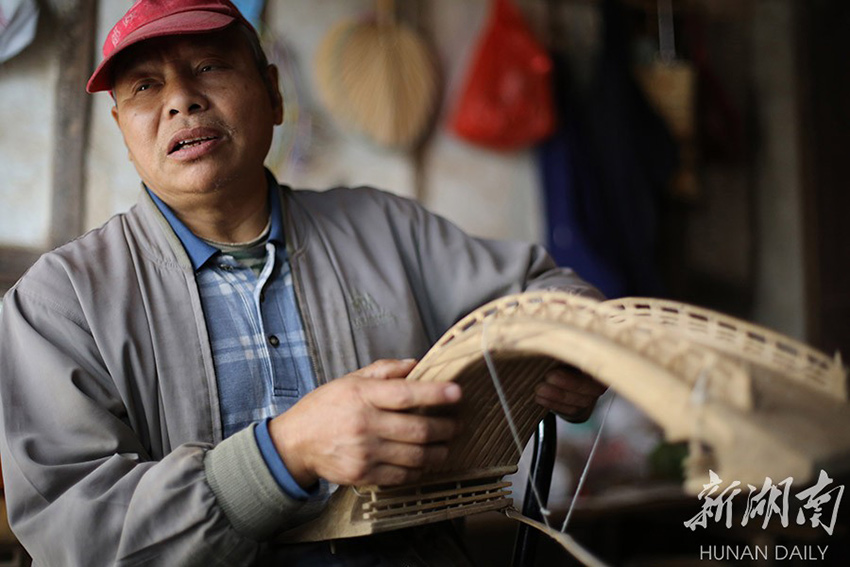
[278,291,850,543]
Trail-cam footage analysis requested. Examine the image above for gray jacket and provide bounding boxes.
[0,183,599,566]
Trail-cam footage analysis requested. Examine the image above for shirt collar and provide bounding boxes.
[267,179,285,246]
[146,177,285,271]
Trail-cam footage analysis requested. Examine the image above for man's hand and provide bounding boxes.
[269,359,461,489]
[535,366,607,423]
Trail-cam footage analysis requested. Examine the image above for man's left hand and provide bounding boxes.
[535,367,607,423]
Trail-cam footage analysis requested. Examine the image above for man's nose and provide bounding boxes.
[165,74,208,116]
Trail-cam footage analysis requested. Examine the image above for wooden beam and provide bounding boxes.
[49,0,98,249]
[2,1,97,294]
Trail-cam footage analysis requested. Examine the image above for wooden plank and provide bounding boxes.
[49,0,98,249]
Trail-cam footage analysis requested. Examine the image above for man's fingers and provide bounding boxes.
[372,441,450,470]
[544,368,607,396]
[534,395,590,418]
[359,464,423,486]
[535,381,598,409]
[536,367,605,423]
[362,380,462,410]
[373,412,460,444]
[357,442,450,485]
[357,358,418,380]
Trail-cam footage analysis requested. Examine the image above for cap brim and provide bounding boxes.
[86,11,236,93]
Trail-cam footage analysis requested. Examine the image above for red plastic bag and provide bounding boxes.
[450,0,555,150]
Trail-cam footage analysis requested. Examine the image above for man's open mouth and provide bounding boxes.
[170,136,218,154]
[167,127,224,156]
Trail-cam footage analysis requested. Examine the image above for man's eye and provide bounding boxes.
[199,65,215,73]
[135,83,152,93]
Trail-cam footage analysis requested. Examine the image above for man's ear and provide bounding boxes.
[110,103,126,134]
[265,64,284,125]
[110,105,134,163]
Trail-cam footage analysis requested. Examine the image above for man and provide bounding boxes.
[0,0,605,565]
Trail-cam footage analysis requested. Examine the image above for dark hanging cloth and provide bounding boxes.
[539,0,678,298]
[538,59,627,298]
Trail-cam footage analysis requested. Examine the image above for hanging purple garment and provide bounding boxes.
[538,77,627,298]
[540,0,678,298]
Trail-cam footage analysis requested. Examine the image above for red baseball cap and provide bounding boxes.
[86,0,254,93]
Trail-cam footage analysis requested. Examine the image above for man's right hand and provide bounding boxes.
[268,359,462,489]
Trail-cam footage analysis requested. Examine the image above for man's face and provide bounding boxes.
[111,28,283,203]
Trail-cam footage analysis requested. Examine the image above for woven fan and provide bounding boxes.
[278,291,850,550]
[314,0,440,149]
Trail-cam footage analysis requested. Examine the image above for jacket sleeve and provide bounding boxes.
[0,285,310,566]
[374,189,603,336]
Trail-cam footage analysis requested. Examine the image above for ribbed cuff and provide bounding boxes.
[255,417,319,500]
[205,425,305,540]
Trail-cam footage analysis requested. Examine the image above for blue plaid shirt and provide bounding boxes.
[148,186,317,499]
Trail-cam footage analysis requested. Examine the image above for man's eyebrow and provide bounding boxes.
[111,68,154,93]
[120,48,231,73]
[117,64,157,79]
[112,53,161,82]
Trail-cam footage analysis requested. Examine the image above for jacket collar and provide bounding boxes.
[142,171,286,271]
